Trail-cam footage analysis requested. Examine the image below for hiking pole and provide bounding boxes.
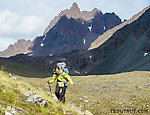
[47,81,53,97]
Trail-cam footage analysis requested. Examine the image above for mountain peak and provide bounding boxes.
[92,8,99,12]
[71,3,78,8]
[43,3,120,35]
[70,2,80,12]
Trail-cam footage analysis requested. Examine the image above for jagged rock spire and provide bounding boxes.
[92,8,101,13]
[70,3,80,12]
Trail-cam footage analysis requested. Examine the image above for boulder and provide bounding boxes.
[24,90,48,107]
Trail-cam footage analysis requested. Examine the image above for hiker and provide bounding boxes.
[47,67,74,103]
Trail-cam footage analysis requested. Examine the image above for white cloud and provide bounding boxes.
[0,10,18,35]
[18,16,44,34]
[0,10,44,36]
[0,10,46,51]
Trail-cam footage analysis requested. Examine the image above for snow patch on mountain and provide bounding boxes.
[75,71,80,74]
[83,39,86,44]
[29,54,33,56]
[43,34,47,41]
[88,25,92,31]
[50,54,53,56]
[40,43,44,47]
[144,52,149,56]
[104,26,106,30]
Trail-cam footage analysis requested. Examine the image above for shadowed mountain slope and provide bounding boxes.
[89,6,150,50]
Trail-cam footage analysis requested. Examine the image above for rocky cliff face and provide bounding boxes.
[0,39,33,58]
[44,3,121,35]
[30,3,122,56]
[43,3,102,34]
[31,16,101,56]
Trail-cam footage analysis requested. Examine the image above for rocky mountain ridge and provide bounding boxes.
[89,5,150,50]
[44,3,101,34]
[30,3,122,56]
[0,39,33,58]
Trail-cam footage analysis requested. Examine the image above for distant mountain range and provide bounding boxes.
[0,3,122,57]
[0,5,150,77]
[0,4,150,78]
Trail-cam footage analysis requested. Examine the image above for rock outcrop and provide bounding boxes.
[24,90,48,107]
[0,39,33,58]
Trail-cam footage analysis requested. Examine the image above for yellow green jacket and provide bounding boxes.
[49,69,73,87]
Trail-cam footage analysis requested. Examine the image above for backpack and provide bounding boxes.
[57,62,71,88]
[56,62,69,75]
[64,67,69,75]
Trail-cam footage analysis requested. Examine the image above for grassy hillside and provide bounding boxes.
[0,70,150,114]
[23,71,150,114]
[0,70,77,115]
[69,71,150,114]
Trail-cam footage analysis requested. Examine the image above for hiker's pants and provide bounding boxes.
[55,84,66,103]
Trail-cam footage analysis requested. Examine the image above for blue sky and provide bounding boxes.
[0,0,149,51]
